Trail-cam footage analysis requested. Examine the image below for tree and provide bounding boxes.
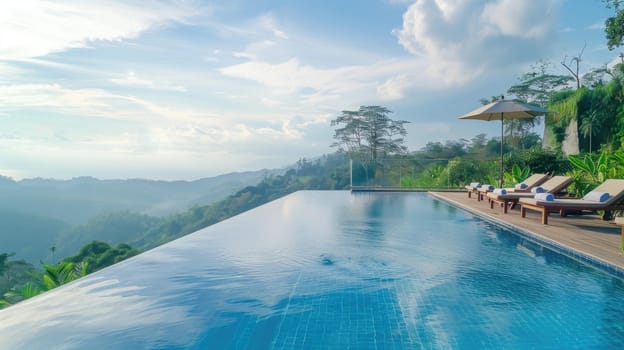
[330,106,409,162]
[4,260,89,306]
[579,110,602,153]
[582,65,611,87]
[0,253,35,296]
[604,0,624,49]
[421,140,466,159]
[561,43,586,89]
[507,60,573,107]
[507,60,574,149]
[63,241,139,274]
[41,261,88,290]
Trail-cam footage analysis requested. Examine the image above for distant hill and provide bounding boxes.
[131,154,351,250]
[1,154,350,265]
[0,209,69,264]
[0,169,282,263]
[0,170,281,225]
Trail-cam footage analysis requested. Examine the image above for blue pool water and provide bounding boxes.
[1,191,624,349]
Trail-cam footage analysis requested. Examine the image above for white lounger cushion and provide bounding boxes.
[531,186,544,193]
[534,193,554,201]
[493,188,507,195]
[583,191,610,202]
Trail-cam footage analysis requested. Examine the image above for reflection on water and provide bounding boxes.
[1,191,623,349]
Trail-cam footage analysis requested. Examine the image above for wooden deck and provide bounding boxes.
[430,191,624,273]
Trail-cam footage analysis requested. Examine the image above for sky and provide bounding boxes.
[0,0,620,180]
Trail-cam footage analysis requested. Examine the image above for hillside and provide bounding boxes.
[0,169,278,225]
[131,154,351,250]
[0,169,282,263]
[0,210,69,264]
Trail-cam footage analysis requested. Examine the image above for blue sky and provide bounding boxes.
[0,0,619,180]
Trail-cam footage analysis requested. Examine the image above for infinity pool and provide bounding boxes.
[1,191,624,349]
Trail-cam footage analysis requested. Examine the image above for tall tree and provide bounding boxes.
[330,106,409,162]
[561,43,586,89]
[604,0,624,49]
[579,110,602,153]
[507,60,573,107]
[507,60,573,149]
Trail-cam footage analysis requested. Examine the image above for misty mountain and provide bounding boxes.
[0,169,281,225]
[0,155,350,265]
[0,209,69,264]
[0,169,283,263]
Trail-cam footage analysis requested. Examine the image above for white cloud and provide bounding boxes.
[261,97,282,107]
[0,116,311,180]
[0,82,310,162]
[0,84,109,110]
[586,22,604,30]
[257,13,289,39]
[0,0,199,59]
[377,74,411,100]
[395,0,562,82]
[219,54,479,109]
[481,0,559,39]
[232,39,277,60]
[221,58,328,93]
[0,83,220,125]
[110,71,187,92]
[220,57,416,96]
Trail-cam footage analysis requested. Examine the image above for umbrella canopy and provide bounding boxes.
[459,99,549,121]
[458,98,549,187]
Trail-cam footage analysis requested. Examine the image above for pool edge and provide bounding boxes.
[428,191,624,280]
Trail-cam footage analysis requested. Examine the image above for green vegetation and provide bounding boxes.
[605,0,624,50]
[0,241,139,308]
[54,212,163,260]
[567,150,624,196]
[0,210,69,264]
[331,106,409,186]
[63,241,139,274]
[0,170,276,265]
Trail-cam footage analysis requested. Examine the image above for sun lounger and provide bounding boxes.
[519,179,624,224]
[474,184,495,201]
[486,176,572,213]
[475,173,549,201]
[465,182,482,198]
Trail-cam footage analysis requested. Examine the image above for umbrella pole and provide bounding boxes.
[500,113,504,188]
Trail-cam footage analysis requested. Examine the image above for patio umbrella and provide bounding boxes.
[458,97,549,188]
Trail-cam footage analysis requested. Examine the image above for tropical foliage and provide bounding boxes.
[63,241,139,274]
[604,0,624,49]
[567,150,624,195]
[0,241,140,308]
